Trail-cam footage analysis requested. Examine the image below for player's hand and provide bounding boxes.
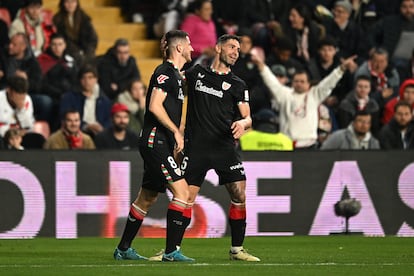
[231,120,246,139]
[174,131,184,153]
[340,55,357,72]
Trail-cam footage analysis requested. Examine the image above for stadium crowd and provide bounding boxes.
[1,0,414,150]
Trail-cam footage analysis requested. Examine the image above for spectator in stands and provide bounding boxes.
[153,0,189,38]
[265,35,304,85]
[251,47,356,149]
[43,109,95,149]
[96,38,141,101]
[350,0,380,32]
[337,75,380,135]
[307,37,357,108]
[180,0,217,66]
[281,3,325,65]
[378,101,414,149]
[382,78,414,125]
[212,0,248,37]
[94,103,140,149]
[37,33,77,131]
[369,0,414,79]
[9,0,55,57]
[0,32,53,123]
[4,128,24,150]
[321,110,380,150]
[243,0,289,54]
[354,48,400,110]
[53,0,98,64]
[116,79,146,135]
[0,76,34,137]
[322,0,368,64]
[60,64,111,138]
[239,108,293,151]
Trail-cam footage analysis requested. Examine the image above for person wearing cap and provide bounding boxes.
[43,108,95,149]
[239,108,293,151]
[9,0,55,57]
[322,0,368,64]
[93,102,140,150]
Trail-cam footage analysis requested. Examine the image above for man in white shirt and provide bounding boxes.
[251,50,356,149]
[0,76,34,137]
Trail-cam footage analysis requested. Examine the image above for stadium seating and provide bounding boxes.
[43,0,162,86]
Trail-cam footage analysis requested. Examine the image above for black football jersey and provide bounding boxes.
[185,64,249,148]
[140,61,185,148]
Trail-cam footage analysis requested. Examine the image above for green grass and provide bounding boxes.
[0,237,413,275]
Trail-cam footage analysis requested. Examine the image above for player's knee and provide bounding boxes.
[231,193,246,204]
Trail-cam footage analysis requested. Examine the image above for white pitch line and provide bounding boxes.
[0,263,413,268]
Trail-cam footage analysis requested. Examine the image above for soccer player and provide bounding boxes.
[113,30,194,262]
[183,34,260,261]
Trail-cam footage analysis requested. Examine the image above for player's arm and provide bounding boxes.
[149,87,184,152]
[231,102,252,139]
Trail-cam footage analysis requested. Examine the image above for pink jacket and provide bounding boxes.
[180,14,217,58]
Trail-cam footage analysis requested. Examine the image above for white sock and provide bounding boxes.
[230,246,243,253]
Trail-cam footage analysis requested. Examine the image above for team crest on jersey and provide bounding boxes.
[157,74,169,84]
[222,81,231,90]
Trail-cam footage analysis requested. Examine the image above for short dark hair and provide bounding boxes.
[25,0,42,7]
[318,36,337,49]
[354,110,371,118]
[114,38,129,48]
[217,34,240,45]
[355,75,371,84]
[50,33,66,42]
[161,30,189,58]
[292,69,310,82]
[78,64,98,80]
[7,76,29,93]
[394,100,413,113]
[62,109,80,121]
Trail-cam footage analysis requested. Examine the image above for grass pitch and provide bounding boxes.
[0,236,413,275]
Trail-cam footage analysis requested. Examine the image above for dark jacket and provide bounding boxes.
[94,127,140,149]
[37,48,77,102]
[337,91,380,135]
[0,46,41,93]
[369,14,408,56]
[323,18,368,63]
[378,119,414,150]
[96,47,141,100]
[59,89,112,130]
[53,10,98,63]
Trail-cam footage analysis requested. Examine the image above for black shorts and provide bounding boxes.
[183,145,246,187]
[140,144,184,193]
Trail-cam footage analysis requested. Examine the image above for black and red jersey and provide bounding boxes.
[185,64,249,148]
[140,61,185,149]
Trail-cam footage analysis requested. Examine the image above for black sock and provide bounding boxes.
[117,207,144,251]
[177,206,192,246]
[165,207,184,254]
[229,219,246,247]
